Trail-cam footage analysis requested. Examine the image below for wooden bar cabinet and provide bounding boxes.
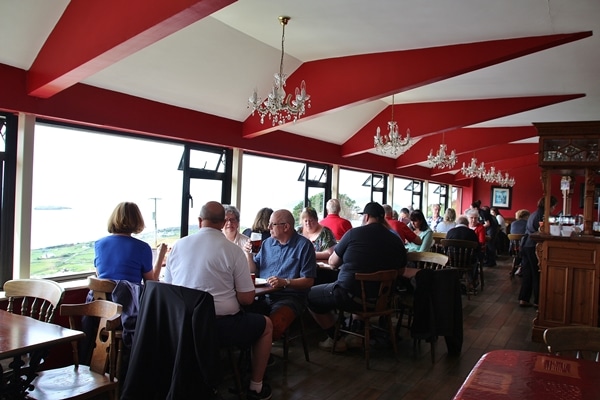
[531,121,600,342]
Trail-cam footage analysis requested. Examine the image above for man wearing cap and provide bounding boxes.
[307,202,407,352]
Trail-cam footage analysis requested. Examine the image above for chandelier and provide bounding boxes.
[460,157,515,187]
[427,142,457,169]
[461,158,486,179]
[248,16,310,126]
[374,95,414,155]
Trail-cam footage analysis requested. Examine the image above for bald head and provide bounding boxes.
[199,201,225,229]
[269,209,296,244]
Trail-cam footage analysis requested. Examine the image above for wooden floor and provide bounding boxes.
[216,253,546,399]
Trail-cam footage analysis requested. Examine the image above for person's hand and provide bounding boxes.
[267,276,285,288]
[243,241,252,253]
[157,243,168,256]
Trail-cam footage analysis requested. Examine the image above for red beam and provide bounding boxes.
[27,0,235,98]
[243,31,591,138]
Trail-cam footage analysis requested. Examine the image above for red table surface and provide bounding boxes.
[453,349,600,400]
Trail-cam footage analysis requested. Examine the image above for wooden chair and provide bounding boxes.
[507,233,524,277]
[441,239,480,300]
[26,300,122,400]
[3,279,65,323]
[87,276,117,300]
[397,252,449,341]
[282,310,310,362]
[407,251,449,270]
[543,326,600,362]
[333,269,398,369]
[431,232,447,254]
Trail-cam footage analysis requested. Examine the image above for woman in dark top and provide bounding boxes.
[518,196,557,307]
[242,207,273,242]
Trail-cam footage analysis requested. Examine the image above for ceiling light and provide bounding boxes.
[427,143,457,169]
[248,16,310,126]
[374,95,414,155]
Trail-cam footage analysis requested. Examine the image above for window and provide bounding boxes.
[338,169,376,226]
[30,123,186,278]
[240,154,306,230]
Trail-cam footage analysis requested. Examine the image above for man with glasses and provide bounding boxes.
[245,209,317,341]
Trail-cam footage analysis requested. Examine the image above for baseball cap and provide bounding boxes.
[358,202,385,218]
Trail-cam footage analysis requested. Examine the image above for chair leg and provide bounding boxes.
[299,315,310,362]
[332,310,343,354]
[282,314,310,362]
[364,320,371,369]
[227,347,244,400]
[387,315,397,357]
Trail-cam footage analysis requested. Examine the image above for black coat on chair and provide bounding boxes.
[121,281,220,400]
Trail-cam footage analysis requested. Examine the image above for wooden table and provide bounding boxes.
[452,349,600,400]
[0,309,84,399]
[254,283,281,297]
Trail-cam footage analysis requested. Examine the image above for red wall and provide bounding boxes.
[472,165,594,218]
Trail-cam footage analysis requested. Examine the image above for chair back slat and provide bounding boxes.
[87,276,117,300]
[355,270,398,313]
[441,239,478,269]
[3,279,65,323]
[407,251,449,270]
[543,326,600,362]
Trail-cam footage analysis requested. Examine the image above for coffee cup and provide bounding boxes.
[250,232,262,253]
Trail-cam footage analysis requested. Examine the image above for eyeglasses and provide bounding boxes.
[224,218,238,223]
[268,222,287,228]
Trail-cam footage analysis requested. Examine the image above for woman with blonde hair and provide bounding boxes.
[95,201,167,283]
[435,207,456,233]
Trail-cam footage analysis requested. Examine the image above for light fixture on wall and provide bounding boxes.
[248,16,310,126]
[374,94,414,155]
[427,133,457,169]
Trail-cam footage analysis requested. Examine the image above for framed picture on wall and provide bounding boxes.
[579,183,600,209]
[490,186,512,209]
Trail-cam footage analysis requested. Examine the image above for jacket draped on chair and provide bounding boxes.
[411,268,463,356]
[120,281,220,400]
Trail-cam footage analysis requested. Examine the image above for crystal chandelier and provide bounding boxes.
[427,143,457,169]
[374,95,414,155]
[461,158,486,178]
[460,157,515,187]
[248,16,310,126]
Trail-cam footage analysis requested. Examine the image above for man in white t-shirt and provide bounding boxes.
[163,201,273,400]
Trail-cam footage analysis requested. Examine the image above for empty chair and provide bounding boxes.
[441,239,481,299]
[430,232,447,254]
[543,326,600,362]
[396,252,449,339]
[407,251,449,270]
[411,268,463,363]
[333,269,398,369]
[27,300,122,400]
[4,279,64,323]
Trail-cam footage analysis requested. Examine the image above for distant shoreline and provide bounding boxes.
[34,206,72,210]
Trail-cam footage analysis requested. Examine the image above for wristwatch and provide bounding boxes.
[284,278,291,288]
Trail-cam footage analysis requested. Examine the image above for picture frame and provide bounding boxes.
[579,183,600,209]
[490,186,512,209]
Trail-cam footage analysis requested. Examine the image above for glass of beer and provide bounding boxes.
[250,232,262,253]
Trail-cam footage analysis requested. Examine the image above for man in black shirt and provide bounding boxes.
[307,202,407,351]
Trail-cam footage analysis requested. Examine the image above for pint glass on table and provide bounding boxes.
[250,232,262,253]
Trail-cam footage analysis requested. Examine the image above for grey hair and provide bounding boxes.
[223,204,241,221]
